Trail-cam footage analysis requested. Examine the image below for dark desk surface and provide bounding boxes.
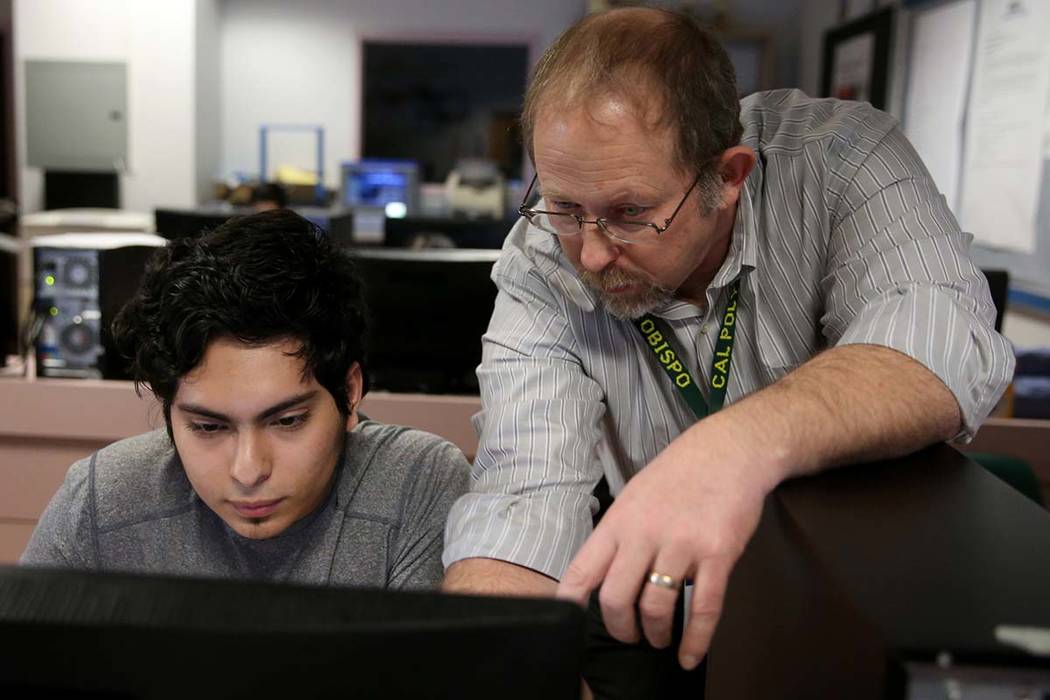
[708,444,1050,698]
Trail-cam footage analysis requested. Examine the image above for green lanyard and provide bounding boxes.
[632,280,741,419]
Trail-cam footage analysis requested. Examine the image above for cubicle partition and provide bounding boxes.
[0,377,481,564]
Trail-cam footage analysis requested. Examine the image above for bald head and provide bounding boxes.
[523,7,741,191]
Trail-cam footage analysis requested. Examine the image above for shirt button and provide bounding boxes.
[701,324,710,333]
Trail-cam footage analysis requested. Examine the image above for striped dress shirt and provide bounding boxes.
[442,89,1016,581]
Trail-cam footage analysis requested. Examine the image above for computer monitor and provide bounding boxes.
[296,207,356,248]
[44,170,119,210]
[0,565,585,699]
[341,159,420,218]
[383,215,513,250]
[154,208,237,240]
[981,268,1009,333]
[351,249,498,394]
[155,208,356,247]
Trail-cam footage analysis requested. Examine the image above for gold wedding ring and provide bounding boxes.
[647,571,679,590]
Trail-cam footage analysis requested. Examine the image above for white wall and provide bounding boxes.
[799,0,836,98]
[1004,311,1050,350]
[646,0,803,90]
[123,2,197,212]
[195,0,222,204]
[14,0,204,213]
[218,0,587,188]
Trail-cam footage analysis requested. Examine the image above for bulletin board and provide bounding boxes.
[900,0,1050,311]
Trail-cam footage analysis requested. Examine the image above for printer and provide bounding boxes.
[445,158,505,220]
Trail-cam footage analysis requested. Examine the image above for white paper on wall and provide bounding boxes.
[902,0,977,215]
[959,0,1050,254]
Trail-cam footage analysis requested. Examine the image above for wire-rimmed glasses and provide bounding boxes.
[517,173,701,244]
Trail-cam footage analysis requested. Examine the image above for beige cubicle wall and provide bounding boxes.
[0,376,480,563]
[5,374,1045,565]
[960,417,1050,505]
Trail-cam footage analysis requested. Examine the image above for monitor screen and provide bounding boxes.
[0,565,585,699]
[341,160,419,217]
[351,249,498,394]
[155,208,356,247]
[383,216,513,250]
[981,268,1009,333]
[154,208,237,240]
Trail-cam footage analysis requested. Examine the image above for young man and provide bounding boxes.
[443,6,1014,694]
[22,210,470,590]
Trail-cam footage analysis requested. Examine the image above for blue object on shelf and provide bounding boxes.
[1015,348,1050,378]
[1014,376,1050,420]
[258,124,326,205]
[1008,288,1050,316]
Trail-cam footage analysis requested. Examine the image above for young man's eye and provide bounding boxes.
[188,421,226,435]
[273,413,309,430]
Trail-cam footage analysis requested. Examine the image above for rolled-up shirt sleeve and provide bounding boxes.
[821,127,1015,439]
[442,251,606,580]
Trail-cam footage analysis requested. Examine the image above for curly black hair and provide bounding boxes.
[112,209,369,431]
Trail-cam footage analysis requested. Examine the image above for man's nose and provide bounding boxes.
[230,430,272,489]
[578,224,621,274]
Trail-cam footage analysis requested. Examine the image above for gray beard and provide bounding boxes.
[578,267,675,320]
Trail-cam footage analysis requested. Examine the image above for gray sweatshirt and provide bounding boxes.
[20,420,470,590]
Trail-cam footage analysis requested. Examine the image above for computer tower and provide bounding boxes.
[32,233,166,379]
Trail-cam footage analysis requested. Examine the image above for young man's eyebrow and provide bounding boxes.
[175,391,318,423]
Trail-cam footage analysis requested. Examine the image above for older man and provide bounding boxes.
[443,6,1013,695]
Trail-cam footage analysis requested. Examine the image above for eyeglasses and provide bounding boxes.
[517,173,702,244]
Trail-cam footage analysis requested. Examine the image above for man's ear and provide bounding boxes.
[716,145,756,209]
[345,362,364,430]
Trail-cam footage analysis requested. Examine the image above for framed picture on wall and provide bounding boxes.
[821,6,894,109]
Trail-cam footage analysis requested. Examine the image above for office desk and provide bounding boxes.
[0,377,480,563]
[708,444,1050,698]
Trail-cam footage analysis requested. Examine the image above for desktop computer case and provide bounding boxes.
[33,244,156,379]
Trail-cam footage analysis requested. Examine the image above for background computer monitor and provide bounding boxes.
[154,208,236,240]
[296,207,356,248]
[351,248,498,394]
[981,268,1009,333]
[341,159,420,217]
[383,215,513,250]
[155,208,355,248]
[0,566,584,699]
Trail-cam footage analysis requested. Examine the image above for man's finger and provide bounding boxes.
[595,538,654,644]
[556,526,618,605]
[637,548,691,649]
[678,556,732,670]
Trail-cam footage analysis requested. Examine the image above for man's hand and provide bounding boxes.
[555,418,777,670]
[555,343,962,670]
